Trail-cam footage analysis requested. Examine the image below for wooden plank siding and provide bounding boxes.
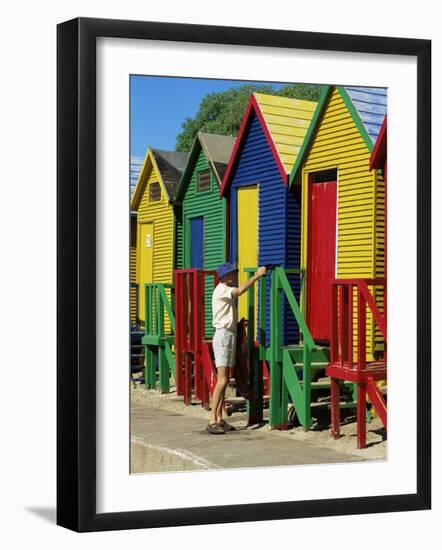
[174,206,184,270]
[130,215,137,327]
[229,111,301,344]
[374,168,385,352]
[221,93,318,345]
[182,148,226,337]
[136,161,174,332]
[254,93,317,173]
[300,88,385,360]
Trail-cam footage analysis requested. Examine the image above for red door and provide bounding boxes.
[306,178,337,342]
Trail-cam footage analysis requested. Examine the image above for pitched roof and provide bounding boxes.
[254,93,317,173]
[151,149,189,200]
[175,132,236,202]
[345,87,387,145]
[220,92,318,195]
[130,148,189,210]
[199,132,237,184]
[289,85,388,186]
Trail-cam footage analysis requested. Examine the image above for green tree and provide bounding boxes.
[277,83,323,102]
[175,83,323,152]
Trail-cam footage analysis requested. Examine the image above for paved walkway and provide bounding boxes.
[131,402,368,473]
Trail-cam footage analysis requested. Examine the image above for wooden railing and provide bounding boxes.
[270,267,316,429]
[143,283,175,391]
[330,278,386,369]
[243,266,306,356]
[174,269,218,407]
[144,282,175,337]
[328,278,387,448]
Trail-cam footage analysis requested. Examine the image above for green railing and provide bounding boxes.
[143,283,175,391]
[269,270,363,430]
[243,267,306,355]
[270,267,316,429]
[243,267,310,427]
[144,283,175,337]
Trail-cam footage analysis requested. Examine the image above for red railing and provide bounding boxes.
[330,278,386,369]
[327,278,387,449]
[174,269,218,408]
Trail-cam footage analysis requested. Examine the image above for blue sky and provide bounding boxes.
[130,76,288,157]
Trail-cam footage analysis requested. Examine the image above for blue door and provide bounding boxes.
[190,216,204,268]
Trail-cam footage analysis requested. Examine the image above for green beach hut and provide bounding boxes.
[175,132,236,336]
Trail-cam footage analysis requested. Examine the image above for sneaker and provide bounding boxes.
[219,419,236,431]
[206,422,225,435]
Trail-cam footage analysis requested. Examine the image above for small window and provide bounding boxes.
[149,182,161,202]
[197,169,211,192]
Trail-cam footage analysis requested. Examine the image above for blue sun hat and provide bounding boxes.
[217,262,238,279]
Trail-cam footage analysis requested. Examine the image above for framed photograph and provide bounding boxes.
[57,17,431,532]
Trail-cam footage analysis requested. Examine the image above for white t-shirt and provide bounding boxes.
[212,283,237,331]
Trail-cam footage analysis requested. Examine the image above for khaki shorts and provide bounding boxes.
[212,328,236,368]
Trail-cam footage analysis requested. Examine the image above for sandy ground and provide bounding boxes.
[131,379,387,461]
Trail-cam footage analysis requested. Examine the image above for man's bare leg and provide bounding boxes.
[210,367,229,425]
[216,375,230,422]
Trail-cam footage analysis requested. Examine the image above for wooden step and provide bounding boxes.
[283,344,330,365]
[283,344,329,351]
[142,334,175,346]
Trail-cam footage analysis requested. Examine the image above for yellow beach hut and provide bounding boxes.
[130,156,144,328]
[130,148,189,326]
[289,86,387,359]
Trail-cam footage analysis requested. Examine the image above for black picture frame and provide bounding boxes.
[57,17,431,532]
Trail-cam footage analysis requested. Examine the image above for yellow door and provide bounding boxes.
[237,186,258,325]
[138,222,154,322]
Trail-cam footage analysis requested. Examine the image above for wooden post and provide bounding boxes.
[144,284,151,337]
[259,273,267,360]
[157,288,166,392]
[357,382,367,449]
[145,346,156,389]
[302,342,312,430]
[174,272,183,396]
[269,269,283,429]
[184,353,192,406]
[330,377,341,439]
[200,272,210,410]
[357,286,367,371]
[158,346,169,393]
[193,271,202,401]
[330,283,338,364]
[357,286,367,446]
[347,285,353,364]
[185,272,194,404]
[338,283,345,365]
[246,279,255,420]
